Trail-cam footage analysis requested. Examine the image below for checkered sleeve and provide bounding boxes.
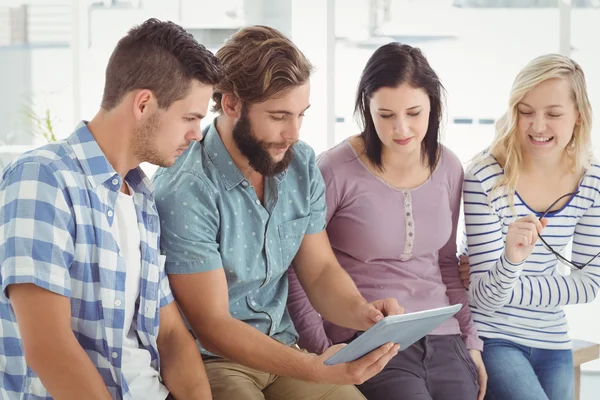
[0,161,75,299]
[158,255,174,308]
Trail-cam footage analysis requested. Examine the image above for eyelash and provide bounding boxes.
[518,111,562,118]
[184,117,196,122]
[271,114,306,122]
[380,111,420,119]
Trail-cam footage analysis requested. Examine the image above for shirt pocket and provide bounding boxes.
[278,216,310,268]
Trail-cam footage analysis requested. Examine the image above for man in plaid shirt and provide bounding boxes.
[0,19,221,399]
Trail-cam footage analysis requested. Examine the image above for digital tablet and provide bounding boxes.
[324,304,462,365]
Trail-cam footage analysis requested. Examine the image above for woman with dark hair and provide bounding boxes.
[287,43,486,399]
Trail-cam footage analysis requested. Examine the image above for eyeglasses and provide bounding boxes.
[538,191,600,270]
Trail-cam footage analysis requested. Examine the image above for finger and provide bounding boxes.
[515,226,535,241]
[462,278,470,289]
[513,226,537,244]
[458,263,469,273]
[363,344,399,380]
[512,232,532,247]
[478,373,488,400]
[459,255,469,265]
[523,214,544,232]
[384,299,404,316]
[513,216,542,230]
[459,270,469,281]
[352,342,394,370]
[511,220,540,233]
[367,304,384,323]
[540,217,549,229]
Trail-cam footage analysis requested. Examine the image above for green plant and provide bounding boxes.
[23,106,58,143]
[20,94,59,144]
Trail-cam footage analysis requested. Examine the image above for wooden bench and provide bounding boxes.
[573,339,600,400]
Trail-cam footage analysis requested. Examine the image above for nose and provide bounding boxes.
[186,125,203,142]
[531,114,546,134]
[394,117,409,136]
[283,119,301,143]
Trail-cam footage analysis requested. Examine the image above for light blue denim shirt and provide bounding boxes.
[153,121,326,354]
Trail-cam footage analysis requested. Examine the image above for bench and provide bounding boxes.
[573,339,600,400]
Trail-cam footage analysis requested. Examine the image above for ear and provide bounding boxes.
[221,93,242,119]
[132,89,155,121]
[575,112,582,125]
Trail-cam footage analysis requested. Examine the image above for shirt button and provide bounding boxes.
[242,181,249,187]
[403,190,409,196]
[255,199,261,205]
[251,301,257,306]
[107,210,114,217]
[112,178,119,186]
[405,202,411,207]
[115,299,121,306]
[111,352,118,359]
[408,222,413,227]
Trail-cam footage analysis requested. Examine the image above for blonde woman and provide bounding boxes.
[463,54,600,400]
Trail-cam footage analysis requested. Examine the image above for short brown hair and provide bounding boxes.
[212,25,313,113]
[101,18,223,111]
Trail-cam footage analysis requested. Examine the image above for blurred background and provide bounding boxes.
[0,0,598,396]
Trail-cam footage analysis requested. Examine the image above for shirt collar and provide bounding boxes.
[203,120,288,190]
[67,121,154,199]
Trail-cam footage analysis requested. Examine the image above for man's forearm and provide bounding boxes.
[196,316,318,381]
[301,262,368,329]
[27,337,112,400]
[159,328,211,400]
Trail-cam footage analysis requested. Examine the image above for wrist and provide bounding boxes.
[503,251,524,267]
[296,352,321,383]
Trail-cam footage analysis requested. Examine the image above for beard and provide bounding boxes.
[132,111,172,168]
[232,106,295,177]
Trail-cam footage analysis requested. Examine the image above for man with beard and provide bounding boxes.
[0,19,220,399]
[153,25,403,400]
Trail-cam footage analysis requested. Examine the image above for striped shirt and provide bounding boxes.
[0,122,173,399]
[463,154,600,350]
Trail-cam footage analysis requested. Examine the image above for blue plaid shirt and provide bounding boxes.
[0,122,173,399]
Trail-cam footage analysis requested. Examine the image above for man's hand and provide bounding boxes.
[312,342,399,385]
[469,349,487,400]
[459,255,470,289]
[357,298,404,330]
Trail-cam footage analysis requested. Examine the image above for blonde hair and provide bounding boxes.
[483,54,593,209]
[212,25,313,112]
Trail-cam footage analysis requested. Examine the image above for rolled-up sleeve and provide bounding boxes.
[0,162,75,299]
[154,170,223,274]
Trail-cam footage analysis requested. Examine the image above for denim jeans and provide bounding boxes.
[482,338,574,400]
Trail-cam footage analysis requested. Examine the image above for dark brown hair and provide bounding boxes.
[355,42,445,172]
[101,18,223,110]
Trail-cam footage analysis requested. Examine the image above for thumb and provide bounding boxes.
[541,217,549,229]
[366,304,384,323]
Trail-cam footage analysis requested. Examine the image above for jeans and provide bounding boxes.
[482,338,574,400]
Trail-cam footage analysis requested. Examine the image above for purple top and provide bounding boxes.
[287,139,483,353]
